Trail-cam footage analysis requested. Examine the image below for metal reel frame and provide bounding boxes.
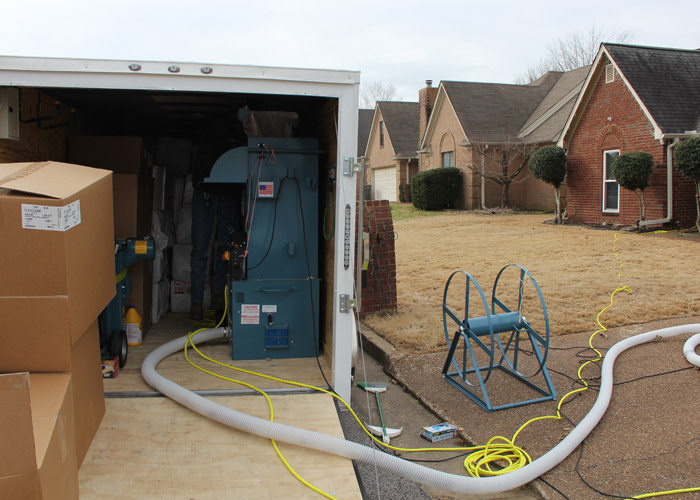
[441,265,557,412]
[442,270,497,391]
[492,264,550,379]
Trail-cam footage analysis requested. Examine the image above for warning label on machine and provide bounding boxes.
[240,304,260,324]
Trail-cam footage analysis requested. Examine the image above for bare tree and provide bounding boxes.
[360,80,398,109]
[466,139,538,208]
[514,25,633,83]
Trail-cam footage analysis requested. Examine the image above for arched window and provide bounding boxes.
[440,133,455,168]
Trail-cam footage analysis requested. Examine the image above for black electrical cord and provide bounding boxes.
[522,344,699,499]
[241,154,333,393]
[537,476,572,500]
[289,175,335,395]
[574,441,635,500]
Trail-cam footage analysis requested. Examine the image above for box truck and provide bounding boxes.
[0,55,361,401]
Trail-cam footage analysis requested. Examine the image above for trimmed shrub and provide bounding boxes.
[611,151,654,221]
[611,151,654,191]
[529,145,567,187]
[674,137,700,180]
[529,145,567,222]
[673,137,700,230]
[410,168,462,211]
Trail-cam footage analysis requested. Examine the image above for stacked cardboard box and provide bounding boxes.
[70,135,155,335]
[0,161,115,499]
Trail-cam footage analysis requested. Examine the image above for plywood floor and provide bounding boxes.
[80,313,362,499]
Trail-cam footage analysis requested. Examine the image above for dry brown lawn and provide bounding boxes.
[363,210,700,354]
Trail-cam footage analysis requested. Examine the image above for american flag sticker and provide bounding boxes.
[258,181,274,198]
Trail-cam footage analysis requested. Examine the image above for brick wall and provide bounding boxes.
[566,61,697,227]
[356,200,397,318]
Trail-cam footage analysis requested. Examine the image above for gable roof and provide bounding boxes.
[421,68,587,149]
[357,109,374,157]
[518,65,590,142]
[560,43,700,147]
[605,44,700,135]
[374,101,420,158]
[442,78,554,143]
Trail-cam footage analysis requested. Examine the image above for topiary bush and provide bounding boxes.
[611,151,654,221]
[410,168,462,210]
[673,137,700,230]
[674,137,700,180]
[529,145,567,222]
[529,145,567,186]
[611,151,654,191]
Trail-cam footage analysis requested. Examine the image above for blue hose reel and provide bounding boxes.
[442,264,556,412]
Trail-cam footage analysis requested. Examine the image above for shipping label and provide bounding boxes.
[21,200,81,231]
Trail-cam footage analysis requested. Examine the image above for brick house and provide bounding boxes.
[559,43,700,227]
[418,68,588,210]
[364,101,419,201]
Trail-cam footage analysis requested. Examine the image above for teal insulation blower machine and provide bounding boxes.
[98,238,155,367]
[205,137,320,361]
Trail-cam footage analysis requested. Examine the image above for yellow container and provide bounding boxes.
[124,305,143,346]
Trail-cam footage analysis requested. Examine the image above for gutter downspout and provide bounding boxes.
[637,138,679,228]
[480,154,487,210]
[356,157,367,311]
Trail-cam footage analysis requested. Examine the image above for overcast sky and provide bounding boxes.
[2,0,697,103]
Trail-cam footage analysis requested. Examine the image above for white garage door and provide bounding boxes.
[372,166,397,201]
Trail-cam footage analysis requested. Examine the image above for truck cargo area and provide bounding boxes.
[1,57,361,498]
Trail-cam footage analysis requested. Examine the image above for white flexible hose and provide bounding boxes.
[141,324,700,494]
[683,332,700,367]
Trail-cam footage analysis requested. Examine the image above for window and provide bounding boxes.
[442,151,454,168]
[603,149,620,212]
[379,121,385,148]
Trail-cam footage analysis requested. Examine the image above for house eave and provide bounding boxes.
[660,131,700,140]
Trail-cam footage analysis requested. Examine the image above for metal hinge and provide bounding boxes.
[343,157,362,177]
[339,294,357,313]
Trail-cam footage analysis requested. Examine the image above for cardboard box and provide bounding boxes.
[0,296,76,373]
[0,309,106,465]
[69,135,148,174]
[70,322,106,465]
[112,173,153,239]
[0,372,79,500]
[0,162,115,330]
[420,422,460,442]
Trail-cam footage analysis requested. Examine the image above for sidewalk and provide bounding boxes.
[358,316,700,499]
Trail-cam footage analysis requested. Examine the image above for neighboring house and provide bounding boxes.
[559,43,700,227]
[418,67,588,210]
[364,101,419,201]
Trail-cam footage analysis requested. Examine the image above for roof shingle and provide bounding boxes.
[605,44,700,134]
[377,101,420,158]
